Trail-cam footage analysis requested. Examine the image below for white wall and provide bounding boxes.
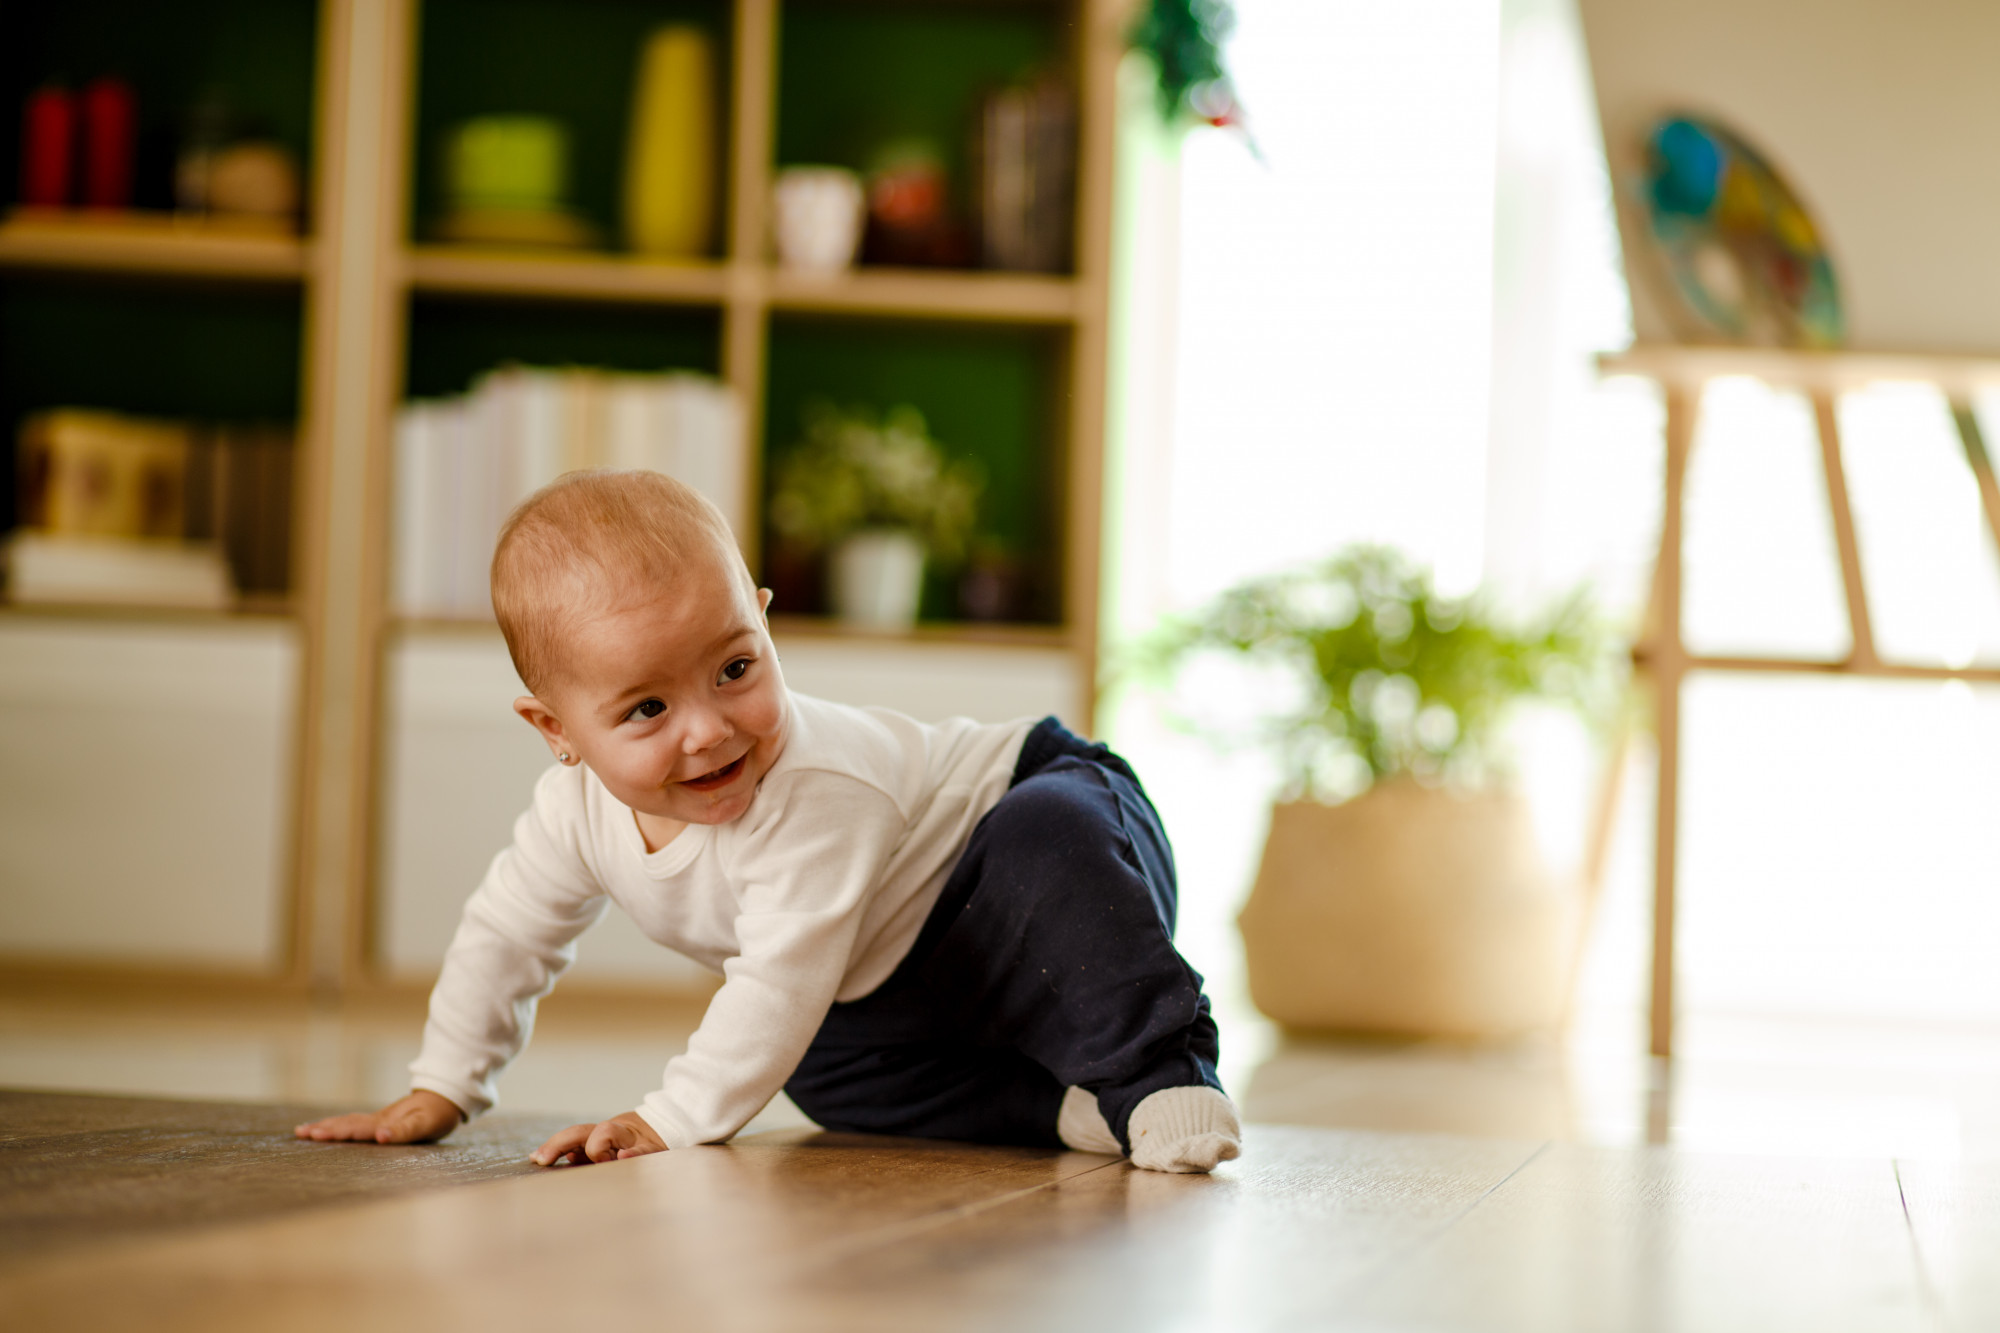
[1578,0,2000,353]
[0,617,299,969]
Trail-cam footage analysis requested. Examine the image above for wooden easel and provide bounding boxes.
[1602,346,2000,1057]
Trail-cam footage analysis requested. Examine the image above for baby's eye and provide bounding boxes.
[720,657,752,683]
[627,698,666,721]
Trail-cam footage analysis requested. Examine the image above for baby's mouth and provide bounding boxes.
[680,753,746,793]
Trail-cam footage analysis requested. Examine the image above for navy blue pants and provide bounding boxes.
[784,718,1223,1151]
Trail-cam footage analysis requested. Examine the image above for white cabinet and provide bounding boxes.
[0,616,299,970]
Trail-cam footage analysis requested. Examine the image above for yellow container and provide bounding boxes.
[623,25,717,257]
[17,410,191,539]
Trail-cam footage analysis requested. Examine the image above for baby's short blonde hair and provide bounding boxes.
[491,469,748,696]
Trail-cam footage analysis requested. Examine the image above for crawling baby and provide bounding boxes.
[296,469,1240,1172]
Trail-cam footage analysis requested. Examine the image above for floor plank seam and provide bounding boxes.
[1341,1139,1555,1303]
[1892,1157,1953,1333]
[790,1157,1131,1275]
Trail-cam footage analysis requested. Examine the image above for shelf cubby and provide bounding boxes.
[761,314,1066,624]
[774,0,1073,271]
[411,0,734,254]
[0,273,304,537]
[0,0,319,219]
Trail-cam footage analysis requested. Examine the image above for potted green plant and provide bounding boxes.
[767,401,983,629]
[1138,545,1620,1038]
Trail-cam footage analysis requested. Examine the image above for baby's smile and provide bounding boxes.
[680,753,747,793]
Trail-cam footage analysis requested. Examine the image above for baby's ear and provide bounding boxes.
[514,695,569,756]
[758,586,775,618]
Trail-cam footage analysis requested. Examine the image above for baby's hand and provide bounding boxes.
[293,1089,463,1145]
[531,1111,666,1166]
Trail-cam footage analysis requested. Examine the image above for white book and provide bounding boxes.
[393,404,436,615]
[604,373,666,474]
[394,371,745,619]
[454,392,505,618]
[476,366,566,519]
[661,374,747,542]
[5,532,234,609]
[394,401,460,617]
[560,370,609,473]
[422,403,462,617]
[512,368,567,499]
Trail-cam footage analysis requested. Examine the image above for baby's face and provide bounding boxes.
[527,557,788,830]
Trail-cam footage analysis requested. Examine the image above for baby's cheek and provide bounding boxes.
[743,684,787,739]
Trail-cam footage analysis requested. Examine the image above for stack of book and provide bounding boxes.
[8,410,294,608]
[392,367,744,619]
[976,79,1075,273]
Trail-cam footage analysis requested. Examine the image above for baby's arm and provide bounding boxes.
[521,775,899,1165]
[294,1089,463,1144]
[295,766,605,1150]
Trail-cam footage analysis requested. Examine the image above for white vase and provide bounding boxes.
[830,529,925,630]
[771,166,865,272]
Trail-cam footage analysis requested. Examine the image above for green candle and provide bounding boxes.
[445,116,568,213]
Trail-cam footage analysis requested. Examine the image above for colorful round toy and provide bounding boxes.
[1641,114,1844,348]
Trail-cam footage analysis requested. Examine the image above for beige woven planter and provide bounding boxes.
[1238,780,1582,1038]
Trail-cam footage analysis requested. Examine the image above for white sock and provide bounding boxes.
[1127,1085,1242,1174]
[1056,1086,1122,1155]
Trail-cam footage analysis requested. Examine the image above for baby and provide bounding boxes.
[297,470,1239,1172]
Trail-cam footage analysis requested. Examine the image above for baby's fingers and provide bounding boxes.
[294,1112,381,1142]
[532,1123,597,1167]
[374,1106,439,1144]
[585,1120,629,1164]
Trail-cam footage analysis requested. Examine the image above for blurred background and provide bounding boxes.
[4,0,1999,1162]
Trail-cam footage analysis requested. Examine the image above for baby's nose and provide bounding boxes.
[681,712,732,752]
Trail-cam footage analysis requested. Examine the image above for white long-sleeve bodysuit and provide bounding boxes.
[408,693,1035,1148]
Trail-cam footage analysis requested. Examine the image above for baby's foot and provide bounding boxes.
[1127,1086,1241,1174]
[1056,1085,1121,1155]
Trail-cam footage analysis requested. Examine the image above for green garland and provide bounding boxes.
[1130,0,1242,127]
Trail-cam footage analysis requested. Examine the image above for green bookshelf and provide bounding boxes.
[0,0,1124,995]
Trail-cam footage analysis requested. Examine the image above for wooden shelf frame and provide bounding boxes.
[401,248,1082,323]
[1603,343,2000,1060]
[0,597,299,625]
[402,246,730,305]
[0,212,311,283]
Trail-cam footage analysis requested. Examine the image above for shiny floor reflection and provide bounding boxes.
[4,987,1997,1162]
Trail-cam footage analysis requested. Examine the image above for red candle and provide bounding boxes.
[20,85,76,208]
[81,77,136,210]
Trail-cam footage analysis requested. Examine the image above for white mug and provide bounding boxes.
[772,166,865,273]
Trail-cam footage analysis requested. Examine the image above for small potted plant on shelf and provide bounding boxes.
[767,401,983,630]
[1138,545,1621,1038]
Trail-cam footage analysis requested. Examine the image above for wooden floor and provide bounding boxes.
[0,1089,1989,1331]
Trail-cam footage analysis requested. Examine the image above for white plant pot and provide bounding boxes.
[771,166,865,273]
[1238,780,1583,1039]
[830,529,925,630]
